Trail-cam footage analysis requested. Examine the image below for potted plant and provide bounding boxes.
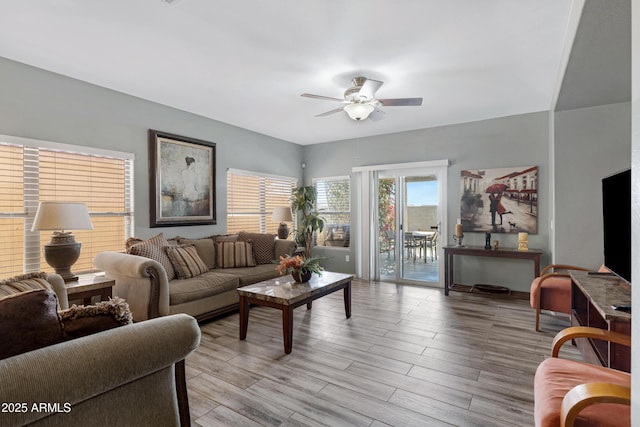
[276,255,324,282]
[291,185,325,258]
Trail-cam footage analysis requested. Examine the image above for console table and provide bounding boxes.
[443,245,542,296]
[570,271,631,372]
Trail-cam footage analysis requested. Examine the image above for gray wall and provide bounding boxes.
[554,101,631,268]
[0,58,630,294]
[0,57,303,240]
[304,111,552,292]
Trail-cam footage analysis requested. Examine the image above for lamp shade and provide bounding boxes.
[344,103,374,121]
[31,202,94,232]
[271,206,292,223]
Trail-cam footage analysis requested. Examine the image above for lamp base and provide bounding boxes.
[277,223,290,240]
[43,233,81,282]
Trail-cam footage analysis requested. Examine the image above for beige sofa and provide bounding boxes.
[94,232,296,322]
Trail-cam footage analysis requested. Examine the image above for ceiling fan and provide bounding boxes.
[301,76,422,121]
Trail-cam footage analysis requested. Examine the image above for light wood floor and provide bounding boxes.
[186,278,581,426]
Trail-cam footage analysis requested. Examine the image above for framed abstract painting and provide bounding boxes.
[149,130,216,227]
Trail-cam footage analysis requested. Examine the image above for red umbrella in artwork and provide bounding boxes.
[485,183,507,193]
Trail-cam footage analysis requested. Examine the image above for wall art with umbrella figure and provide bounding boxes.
[460,166,538,234]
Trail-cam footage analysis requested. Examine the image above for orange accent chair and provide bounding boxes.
[529,264,593,331]
[534,326,630,427]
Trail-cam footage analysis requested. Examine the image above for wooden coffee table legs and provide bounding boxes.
[283,306,294,354]
[344,283,351,318]
[239,281,352,354]
[239,295,250,340]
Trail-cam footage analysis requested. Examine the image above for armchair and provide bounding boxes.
[529,264,591,331]
[534,326,630,427]
[0,312,200,426]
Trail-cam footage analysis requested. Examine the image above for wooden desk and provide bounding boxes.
[570,271,631,372]
[443,245,542,296]
[65,273,114,305]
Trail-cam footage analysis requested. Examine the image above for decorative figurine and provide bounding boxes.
[484,232,492,250]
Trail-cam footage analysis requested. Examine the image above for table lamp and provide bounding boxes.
[272,206,292,239]
[31,201,94,282]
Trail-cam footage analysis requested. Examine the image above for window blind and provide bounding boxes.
[0,140,134,277]
[313,176,350,247]
[227,169,297,235]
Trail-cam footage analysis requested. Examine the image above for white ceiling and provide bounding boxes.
[0,0,573,145]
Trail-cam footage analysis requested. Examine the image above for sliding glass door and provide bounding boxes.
[378,172,441,284]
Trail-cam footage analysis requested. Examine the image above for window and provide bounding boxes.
[0,136,134,277]
[227,169,297,235]
[313,176,350,247]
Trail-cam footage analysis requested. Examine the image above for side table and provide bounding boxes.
[65,273,115,305]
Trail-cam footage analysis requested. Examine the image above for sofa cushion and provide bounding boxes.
[217,264,281,287]
[178,237,216,270]
[238,232,276,264]
[166,245,209,279]
[0,289,64,360]
[534,357,630,427]
[216,241,256,268]
[169,271,239,305]
[128,233,177,280]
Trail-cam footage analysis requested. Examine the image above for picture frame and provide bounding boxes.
[460,165,538,234]
[149,129,216,227]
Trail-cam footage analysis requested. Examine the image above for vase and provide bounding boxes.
[292,270,312,283]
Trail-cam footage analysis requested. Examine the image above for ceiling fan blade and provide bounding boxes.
[369,107,385,121]
[377,97,423,106]
[358,79,383,100]
[315,107,345,117]
[301,93,344,102]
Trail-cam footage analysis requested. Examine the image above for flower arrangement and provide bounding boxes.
[277,255,324,278]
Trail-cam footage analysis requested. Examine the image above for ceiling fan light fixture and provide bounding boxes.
[344,103,374,121]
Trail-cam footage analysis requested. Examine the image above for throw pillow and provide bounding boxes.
[216,241,256,268]
[0,272,60,309]
[60,296,133,339]
[177,237,216,270]
[238,231,276,264]
[127,233,176,280]
[0,289,64,360]
[165,245,209,279]
[0,272,52,298]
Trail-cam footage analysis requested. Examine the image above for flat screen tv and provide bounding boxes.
[602,168,631,283]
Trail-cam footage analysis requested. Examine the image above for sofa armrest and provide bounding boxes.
[0,313,200,426]
[45,273,69,310]
[275,239,297,259]
[94,251,170,321]
[561,382,630,427]
[551,326,631,357]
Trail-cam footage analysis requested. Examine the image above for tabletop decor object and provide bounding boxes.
[453,222,464,246]
[518,232,529,251]
[277,255,324,283]
[272,206,292,239]
[31,201,93,282]
[484,232,492,249]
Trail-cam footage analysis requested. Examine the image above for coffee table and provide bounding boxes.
[237,271,353,354]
